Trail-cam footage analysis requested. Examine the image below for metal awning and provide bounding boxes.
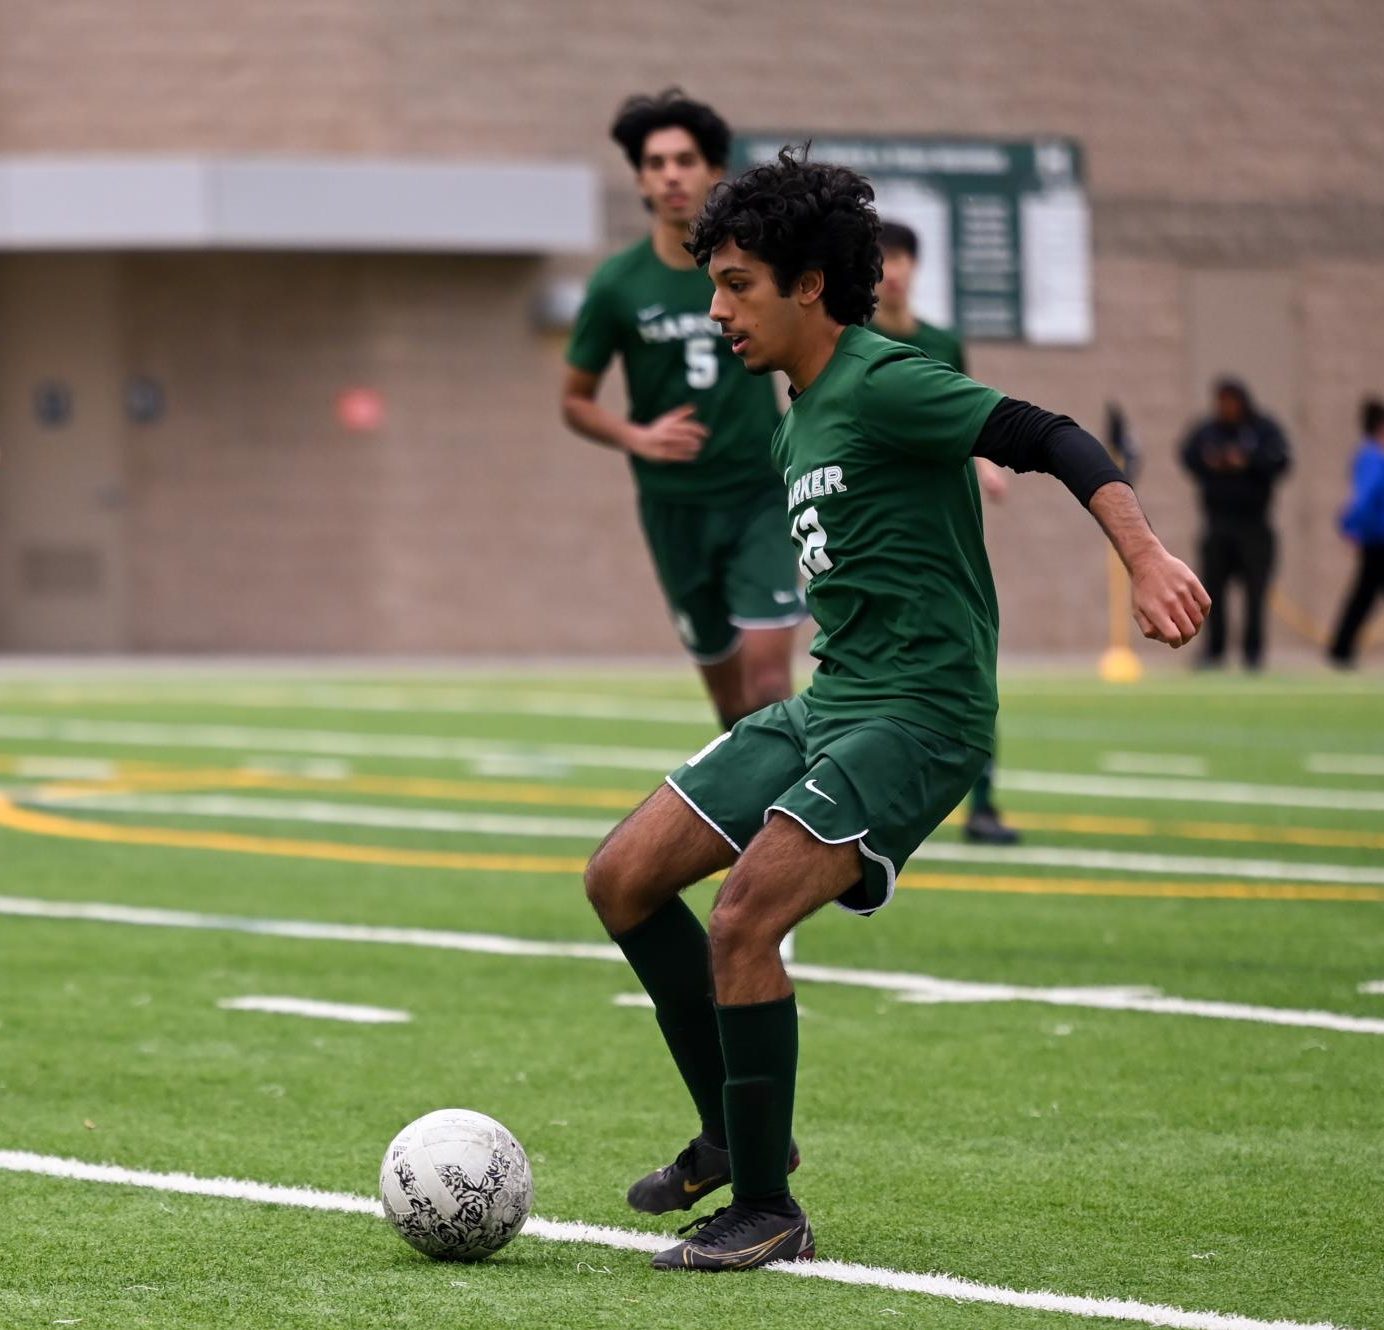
[0,156,600,253]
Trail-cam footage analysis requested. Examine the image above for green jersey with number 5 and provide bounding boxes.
[567,237,781,503]
[775,325,1005,751]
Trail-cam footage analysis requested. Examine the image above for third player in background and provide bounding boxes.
[869,219,1021,847]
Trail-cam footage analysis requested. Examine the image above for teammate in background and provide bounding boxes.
[562,90,806,728]
[583,150,1209,1272]
[869,220,1019,846]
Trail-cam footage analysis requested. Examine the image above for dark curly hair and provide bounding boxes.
[687,147,882,326]
[609,88,731,171]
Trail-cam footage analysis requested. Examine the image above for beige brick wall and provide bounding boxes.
[117,254,672,654]
[5,1,1382,205]
[1,1,1382,657]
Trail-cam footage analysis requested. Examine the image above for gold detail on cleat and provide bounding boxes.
[683,1227,798,1270]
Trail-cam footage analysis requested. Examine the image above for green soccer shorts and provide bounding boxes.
[665,693,988,915]
[637,486,806,664]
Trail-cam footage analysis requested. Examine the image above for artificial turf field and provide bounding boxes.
[0,664,1380,1330]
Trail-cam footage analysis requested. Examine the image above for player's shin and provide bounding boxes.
[612,898,727,1144]
[716,995,799,1213]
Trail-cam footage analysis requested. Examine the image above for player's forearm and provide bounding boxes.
[1088,481,1164,572]
[562,395,638,453]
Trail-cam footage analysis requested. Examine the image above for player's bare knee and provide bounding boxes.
[583,839,632,924]
[708,889,776,963]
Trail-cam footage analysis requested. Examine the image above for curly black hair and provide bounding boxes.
[609,88,731,171]
[687,147,882,326]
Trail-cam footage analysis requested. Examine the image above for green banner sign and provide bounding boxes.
[731,135,1091,345]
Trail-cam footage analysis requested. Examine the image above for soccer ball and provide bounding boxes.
[379,1108,533,1261]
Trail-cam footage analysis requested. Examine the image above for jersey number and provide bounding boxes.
[684,336,718,390]
[791,506,832,578]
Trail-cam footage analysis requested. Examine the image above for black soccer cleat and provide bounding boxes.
[964,807,1021,845]
[626,1135,800,1215]
[651,1199,815,1271]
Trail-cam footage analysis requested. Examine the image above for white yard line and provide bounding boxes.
[28,791,1384,887]
[999,676,1383,698]
[890,984,1384,1034]
[2,713,1380,811]
[0,685,714,725]
[1001,770,1384,814]
[216,996,411,1024]
[0,714,688,773]
[997,718,1365,755]
[241,756,355,779]
[43,793,616,841]
[1101,753,1209,777]
[1358,981,1384,996]
[0,1151,1347,1330]
[911,842,1384,888]
[3,895,1382,1037]
[1306,754,1384,778]
[10,756,121,780]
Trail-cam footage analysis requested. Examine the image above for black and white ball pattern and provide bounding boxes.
[380,1108,533,1261]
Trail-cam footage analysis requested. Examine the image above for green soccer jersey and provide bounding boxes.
[775,325,1003,751]
[567,237,781,503]
[867,317,968,374]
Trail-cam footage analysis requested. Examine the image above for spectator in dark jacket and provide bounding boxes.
[1327,397,1384,666]
[1180,378,1292,668]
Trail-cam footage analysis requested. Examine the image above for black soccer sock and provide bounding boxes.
[717,995,798,1212]
[612,899,726,1145]
[970,758,994,815]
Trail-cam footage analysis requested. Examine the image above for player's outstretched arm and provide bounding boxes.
[561,367,707,462]
[1088,482,1210,648]
[971,396,1210,648]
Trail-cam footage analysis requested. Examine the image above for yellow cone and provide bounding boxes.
[1098,645,1144,684]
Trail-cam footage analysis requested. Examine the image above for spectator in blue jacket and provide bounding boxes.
[1327,397,1384,666]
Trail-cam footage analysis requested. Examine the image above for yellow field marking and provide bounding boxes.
[0,796,589,876]
[8,762,645,810]
[999,809,1384,853]
[2,794,1381,904]
[16,757,1384,854]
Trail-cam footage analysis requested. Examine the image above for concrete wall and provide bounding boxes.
[2,0,1382,657]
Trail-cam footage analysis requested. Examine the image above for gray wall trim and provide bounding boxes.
[0,156,601,253]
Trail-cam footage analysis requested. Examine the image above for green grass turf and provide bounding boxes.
[0,667,1381,1329]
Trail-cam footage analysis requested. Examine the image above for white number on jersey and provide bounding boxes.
[684,336,719,390]
[791,506,833,578]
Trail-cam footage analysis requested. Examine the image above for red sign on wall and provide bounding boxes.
[336,387,384,433]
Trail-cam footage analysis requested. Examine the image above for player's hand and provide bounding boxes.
[1129,548,1211,648]
[626,405,708,463]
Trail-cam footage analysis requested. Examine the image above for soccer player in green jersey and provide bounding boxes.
[869,219,1020,846]
[562,90,805,728]
[583,150,1209,1272]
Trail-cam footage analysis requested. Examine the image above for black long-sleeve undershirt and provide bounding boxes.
[972,397,1128,509]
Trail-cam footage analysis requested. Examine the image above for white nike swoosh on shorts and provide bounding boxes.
[773,590,801,604]
[804,778,837,805]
